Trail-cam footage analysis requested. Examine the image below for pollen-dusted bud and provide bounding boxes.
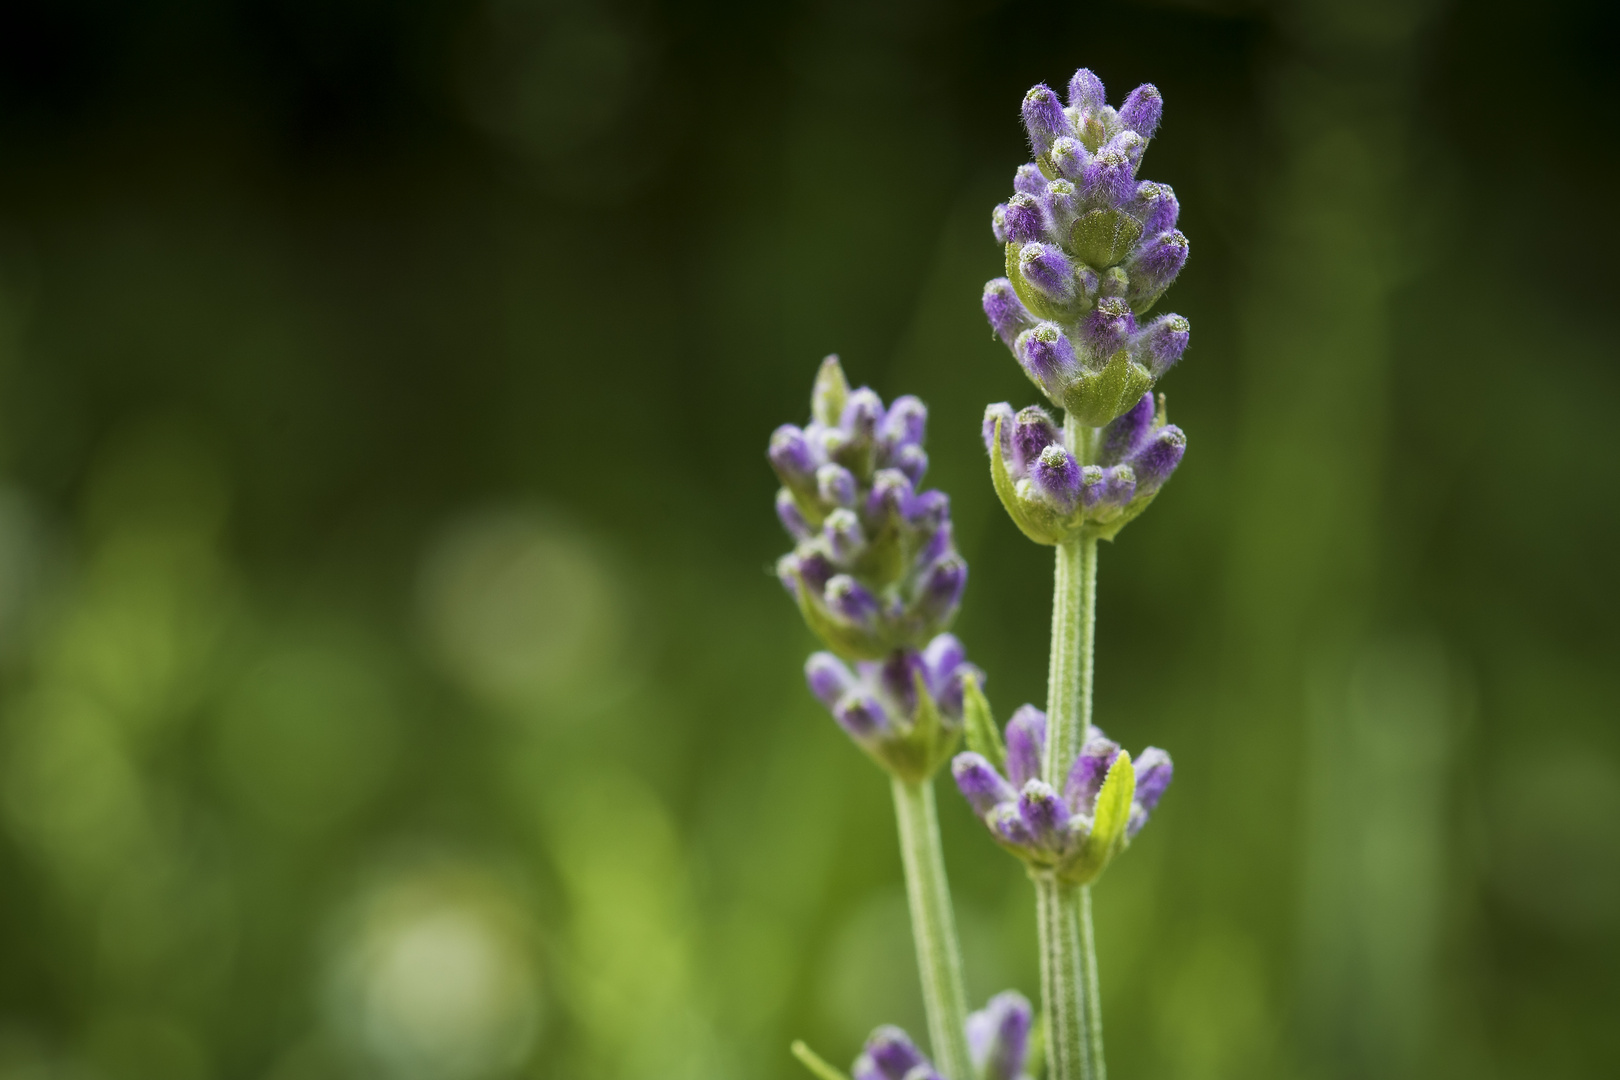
[1047,136,1087,181]
[1068,67,1107,112]
[983,279,1034,349]
[826,575,879,625]
[1134,312,1190,375]
[835,693,890,738]
[1010,406,1060,469]
[891,443,927,486]
[1043,178,1080,234]
[983,402,1017,459]
[768,425,817,491]
[1119,83,1163,138]
[991,203,1009,244]
[1031,444,1082,512]
[1022,84,1071,155]
[1128,230,1189,310]
[1016,323,1080,395]
[1129,425,1185,493]
[816,463,857,508]
[954,752,1017,815]
[1004,193,1049,244]
[805,652,856,710]
[1016,242,1077,302]
[1018,780,1069,845]
[1100,464,1136,507]
[1013,162,1048,196]
[856,1026,940,1080]
[1078,464,1108,510]
[1130,180,1179,235]
[1102,392,1156,461]
[883,395,927,448]
[916,555,967,624]
[1082,141,1138,208]
[1082,297,1137,358]
[1127,746,1174,839]
[776,489,812,540]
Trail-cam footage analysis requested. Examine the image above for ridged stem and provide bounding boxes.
[892,776,973,1080]
[1039,409,1105,1080]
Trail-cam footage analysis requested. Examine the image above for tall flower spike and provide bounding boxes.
[804,633,982,781]
[951,705,1172,886]
[771,356,969,659]
[984,392,1186,545]
[986,71,1191,426]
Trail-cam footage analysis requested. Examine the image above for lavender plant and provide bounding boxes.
[772,66,1188,1080]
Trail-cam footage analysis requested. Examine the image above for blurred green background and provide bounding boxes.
[0,0,1615,1077]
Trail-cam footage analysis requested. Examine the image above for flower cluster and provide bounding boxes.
[772,356,967,660]
[984,69,1190,427]
[805,634,981,782]
[983,391,1185,544]
[953,704,1172,886]
[854,992,1034,1080]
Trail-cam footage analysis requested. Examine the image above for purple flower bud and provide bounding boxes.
[826,574,879,622]
[1013,163,1048,196]
[1010,406,1060,471]
[1130,181,1179,236]
[1119,83,1163,138]
[1076,265,1100,303]
[1101,464,1136,507]
[835,693,890,738]
[874,649,924,712]
[805,652,856,710]
[1022,84,1070,155]
[1128,230,1189,301]
[908,489,951,533]
[891,443,927,486]
[916,555,966,621]
[866,468,915,522]
[953,753,1017,815]
[968,991,1034,1080]
[922,633,966,687]
[842,388,884,443]
[1065,735,1121,814]
[1101,392,1156,463]
[1068,68,1106,112]
[1016,243,1076,302]
[782,549,834,595]
[1016,323,1080,390]
[983,279,1034,349]
[1004,193,1049,244]
[1032,444,1082,513]
[1134,746,1173,811]
[1129,425,1185,493]
[1078,465,1108,510]
[983,402,1017,459]
[1005,705,1047,787]
[883,395,927,448]
[776,489,812,540]
[1018,780,1069,845]
[824,508,865,563]
[1134,312,1190,376]
[1082,144,1137,208]
[768,425,817,488]
[1082,297,1137,358]
[991,203,1009,244]
[862,1026,933,1080]
[1043,179,1080,233]
[817,463,857,508]
[1047,136,1087,181]
[990,803,1036,847]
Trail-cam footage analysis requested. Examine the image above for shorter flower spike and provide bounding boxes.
[805,633,982,782]
[844,993,1036,1080]
[772,356,969,659]
[986,391,1187,545]
[952,712,1173,885]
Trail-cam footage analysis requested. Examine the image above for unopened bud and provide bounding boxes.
[1022,84,1071,155]
[1119,83,1163,138]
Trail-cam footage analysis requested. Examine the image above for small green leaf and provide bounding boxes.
[1083,751,1136,867]
[792,580,887,661]
[962,673,1005,773]
[990,417,1067,546]
[812,355,849,427]
[1070,208,1143,270]
[791,1040,851,1080]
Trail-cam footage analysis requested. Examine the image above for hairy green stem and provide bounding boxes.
[892,777,973,1080]
[1038,409,1106,1080]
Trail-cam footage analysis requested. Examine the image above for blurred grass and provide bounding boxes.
[0,0,1615,1078]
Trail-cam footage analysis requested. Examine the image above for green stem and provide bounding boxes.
[892,776,973,1080]
[1038,410,1106,1080]
[1035,876,1090,1080]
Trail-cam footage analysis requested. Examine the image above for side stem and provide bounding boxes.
[1038,409,1105,1080]
[892,776,973,1080]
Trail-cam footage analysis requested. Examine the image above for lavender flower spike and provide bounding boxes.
[771,355,969,659]
[951,707,1172,886]
[804,633,983,781]
[985,391,1186,545]
[986,70,1193,426]
[846,991,1036,1080]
